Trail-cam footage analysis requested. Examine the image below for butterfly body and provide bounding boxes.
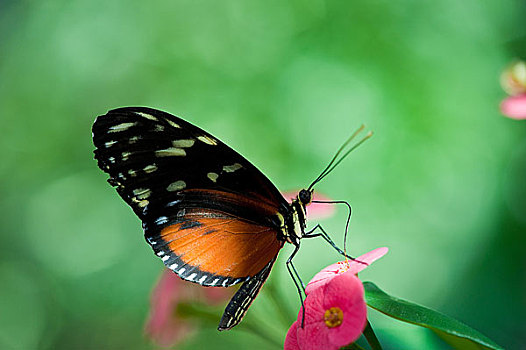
[92,107,312,330]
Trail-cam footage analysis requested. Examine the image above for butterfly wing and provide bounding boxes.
[218,257,277,330]
[93,107,286,215]
[150,193,283,286]
[92,107,288,290]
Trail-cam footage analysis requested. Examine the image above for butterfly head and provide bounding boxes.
[298,189,313,206]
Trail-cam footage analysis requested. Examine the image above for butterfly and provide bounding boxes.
[92,107,371,330]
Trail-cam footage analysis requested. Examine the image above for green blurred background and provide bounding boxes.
[1,0,525,349]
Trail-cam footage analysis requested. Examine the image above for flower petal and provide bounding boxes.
[305,247,388,294]
[306,193,337,220]
[144,271,195,346]
[296,314,336,350]
[501,94,526,120]
[295,273,367,350]
[323,274,367,347]
[284,321,300,350]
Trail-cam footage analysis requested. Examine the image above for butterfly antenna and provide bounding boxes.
[307,126,373,191]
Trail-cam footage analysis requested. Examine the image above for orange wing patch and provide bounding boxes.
[160,214,283,278]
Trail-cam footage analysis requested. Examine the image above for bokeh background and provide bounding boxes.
[1,1,525,349]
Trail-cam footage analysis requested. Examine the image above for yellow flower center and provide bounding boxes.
[337,261,351,274]
[324,307,344,328]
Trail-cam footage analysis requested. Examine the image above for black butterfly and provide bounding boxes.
[92,107,370,330]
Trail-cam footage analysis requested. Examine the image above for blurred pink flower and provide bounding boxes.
[305,247,388,295]
[282,191,336,220]
[500,94,526,120]
[145,270,232,347]
[500,61,526,120]
[285,273,367,350]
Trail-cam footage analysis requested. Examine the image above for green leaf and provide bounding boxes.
[363,282,504,350]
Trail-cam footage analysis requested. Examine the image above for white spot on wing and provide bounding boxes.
[135,111,158,121]
[211,278,219,286]
[198,275,207,284]
[197,135,218,146]
[138,200,149,208]
[166,119,181,128]
[155,148,186,157]
[167,200,182,207]
[167,180,186,192]
[178,267,186,274]
[138,191,151,200]
[207,172,219,183]
[105,140,117,148]
[108,157,115,163]
[155,216,168,225]
[154,125,164,132]
[109,122,136,132]
[129,136,139,144]
[223,163,243,173]
[128,169,137,177]
[169,263,178,270]
[121,152,131,161]
[222,279,229,287]
[143,164,158,173]
[187,273,197,281]
[172,139,195,148]
[161,255,169,262]
[133,188,151,199]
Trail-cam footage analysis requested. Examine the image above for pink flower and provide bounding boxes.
[145,270,232,347]
[500,94,526,120]
[285,248,388,350]
[500,61,526,120]
[282,191,336,220]
[306,247,388,294]
[285,321,301,350]
[285,273,367,350]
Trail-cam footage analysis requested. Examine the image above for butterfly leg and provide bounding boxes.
[309,199,354,256]
[286,243,307,327]
[303,223,355,260]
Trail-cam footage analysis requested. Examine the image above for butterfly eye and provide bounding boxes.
[298,189,312,205]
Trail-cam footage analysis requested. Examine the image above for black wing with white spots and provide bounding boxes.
[93,107,287,218]
[218,257,277,330]
[92,106,288,289]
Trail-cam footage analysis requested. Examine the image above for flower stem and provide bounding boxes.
[363,320,382,350]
